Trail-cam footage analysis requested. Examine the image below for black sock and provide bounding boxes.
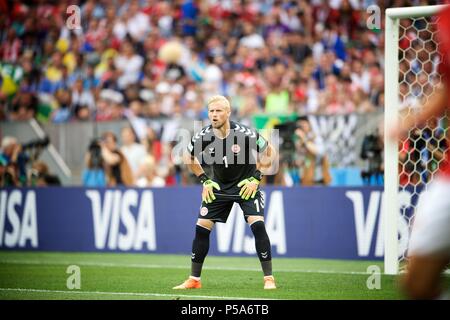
[250,221,273,276]
[191,224,211,277]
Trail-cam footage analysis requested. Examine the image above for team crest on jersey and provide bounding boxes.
[231,144,241,154]
[200,207,208,216]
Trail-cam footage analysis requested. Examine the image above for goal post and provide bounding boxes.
[384,4,448,275]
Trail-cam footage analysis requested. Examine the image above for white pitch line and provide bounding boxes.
[0,259,373,275]
[0,287,275,300]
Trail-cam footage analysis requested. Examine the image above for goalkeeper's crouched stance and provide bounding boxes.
[173,95,277,290]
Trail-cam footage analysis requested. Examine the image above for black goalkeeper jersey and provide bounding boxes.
[187,120,268,193]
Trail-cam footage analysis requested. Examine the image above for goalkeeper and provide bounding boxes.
[173,95,277,290]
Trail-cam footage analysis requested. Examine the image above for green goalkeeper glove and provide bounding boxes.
[202,179,221,203]
[237,176,260,200]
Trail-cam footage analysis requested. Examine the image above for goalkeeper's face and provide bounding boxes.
[208,102,230,129]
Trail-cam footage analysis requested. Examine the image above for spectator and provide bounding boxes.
[74,104,92,121]
[233,84,260,117]
[0,154,11,186]
[0,136,28,186]
[71,78,95,112]
[143,127,163,162]
[100,131,134,186]
[351,60,371,94]
[114,40,144,89]
[126,0,152,43]
[136,155,165,187]
[10,92,37,121]
[29,160,61,186]
[120,126,148,178]
[287,31,312,66]
[95,89,124,121]
[360,131,384,185]
[240,22,265,50]
[202,55,223,99]
[294,117,331,186]
[181,0,199,37]
[265,75,291,114]
[51,89,72,123]
[423,118,448,181]
[82,139,107,187]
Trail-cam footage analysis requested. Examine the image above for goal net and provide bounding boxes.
[384,4,449,275]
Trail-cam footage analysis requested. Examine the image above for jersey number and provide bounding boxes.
[254,199,260,213]
[223,156,228,168]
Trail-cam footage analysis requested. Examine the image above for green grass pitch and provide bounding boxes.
[0,251,425,300]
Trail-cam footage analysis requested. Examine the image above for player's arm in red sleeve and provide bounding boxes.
[397,84,448,135]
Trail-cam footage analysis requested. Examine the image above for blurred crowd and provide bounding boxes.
[399,117,448,186]
[0,0,392,123]
[0,0,442,187]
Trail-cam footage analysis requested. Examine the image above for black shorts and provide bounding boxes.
[198,190,265,223]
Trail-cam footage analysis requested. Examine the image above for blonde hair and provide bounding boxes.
[140,155,156,170]
[207,95,231,110]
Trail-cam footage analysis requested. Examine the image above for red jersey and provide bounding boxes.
[437,5,450,177]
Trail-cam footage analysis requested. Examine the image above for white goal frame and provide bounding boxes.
[384,4,448,275]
